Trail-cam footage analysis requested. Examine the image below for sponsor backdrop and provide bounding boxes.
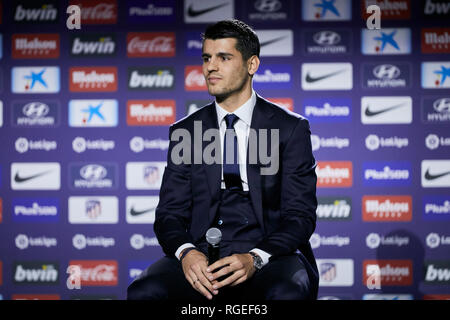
[0,0,449,300]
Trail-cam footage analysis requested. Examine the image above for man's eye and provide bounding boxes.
[222,56,230,61]
[202,57,210,62]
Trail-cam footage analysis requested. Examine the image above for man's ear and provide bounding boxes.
[247,55,260,76]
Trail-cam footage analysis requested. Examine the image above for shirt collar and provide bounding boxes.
[215,90,256,127]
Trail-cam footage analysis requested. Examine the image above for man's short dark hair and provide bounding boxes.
[201,19,260,61]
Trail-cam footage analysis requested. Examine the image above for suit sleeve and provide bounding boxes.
[154,125,194,257]
[255,118,317,257]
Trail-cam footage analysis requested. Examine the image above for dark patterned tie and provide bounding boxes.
[223,114,242,190]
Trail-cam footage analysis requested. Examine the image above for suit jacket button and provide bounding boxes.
[218,219,223,225]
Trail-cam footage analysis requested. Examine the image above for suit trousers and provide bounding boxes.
[127,253,316,301]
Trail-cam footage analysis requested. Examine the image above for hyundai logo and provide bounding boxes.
[433,98,450,113]
[255,0,282,12]
[313,31,341,46]
[23,102,50,118]
[373,64,400,80]
[80,164,107,181]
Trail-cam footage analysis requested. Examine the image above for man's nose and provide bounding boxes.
[207,57,219,72]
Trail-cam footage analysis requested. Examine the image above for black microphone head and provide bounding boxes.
[206,228,222,245]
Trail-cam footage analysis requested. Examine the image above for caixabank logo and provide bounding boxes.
[422,61,450,89]
[12,66,60,94]
[68,99,118,127]
[302,0,352,21]
[13,261,59,285]
[361,28,411,55]
[68,260,118,286]
[12,33,60,59]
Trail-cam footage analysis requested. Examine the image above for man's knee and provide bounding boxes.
[127,274,169,300]
[265,269,314,300]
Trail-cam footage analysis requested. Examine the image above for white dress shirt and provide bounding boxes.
[175,91,271,266]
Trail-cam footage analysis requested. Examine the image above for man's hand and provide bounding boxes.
[206,253,256,291]
[181,249,218,300]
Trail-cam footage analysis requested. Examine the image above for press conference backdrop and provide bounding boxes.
[0,0,449,300]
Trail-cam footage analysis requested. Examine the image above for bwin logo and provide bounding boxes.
[434,98,450,113]
[313,31,341,46]
[80,165,107,181]
[373,65,401,80]
[23,102,49,118]
[255,0,282,12]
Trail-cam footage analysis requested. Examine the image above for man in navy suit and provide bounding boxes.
[127,19,318,300]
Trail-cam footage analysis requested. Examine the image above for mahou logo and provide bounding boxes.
[69,260,118,286]
[70,0,117,24]
[69,67,117,92]
[12,34,60,59]
[363,260,413,286]
[422,28,450,53]
[127,100,175,126]
[185,66,206,91]
[316,161,353,187]
[127,32,175,57]
[362,0,411,19]
[363,195,412,222]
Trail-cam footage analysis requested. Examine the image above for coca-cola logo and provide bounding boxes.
[69,260,118,286]
[70,0,117,24]
[127,32,175,57]
[185,66,206,91]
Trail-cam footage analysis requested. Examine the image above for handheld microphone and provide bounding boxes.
[206,227,222,265]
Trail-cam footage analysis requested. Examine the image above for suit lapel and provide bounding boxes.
[247,95,274,234]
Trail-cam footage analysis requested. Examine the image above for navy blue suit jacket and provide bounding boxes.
[154,95,318,271]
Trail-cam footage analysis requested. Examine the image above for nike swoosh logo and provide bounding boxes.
[260,36,287,47]
[424,168,450,181]
[187,2,229,17]
[305,69,346,83]
[14,170,52,183]
[130,206,156,216]
[364,103,407,117]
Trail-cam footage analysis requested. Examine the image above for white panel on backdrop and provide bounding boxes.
[184,0,234,23]
[302,63,352,90]
[68,196,118,224]
[422,160,450,187]
[302,0,352,21]
[316,259,354,287]
[256,29,293,56]
[361,96,412,124]
[11,66,60,93]
[68,99,118,127]
[421,62,450,89]
[11,162,60,190]
[126,162,166,190]
[126,196,159,224]
[361,28,411,55]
